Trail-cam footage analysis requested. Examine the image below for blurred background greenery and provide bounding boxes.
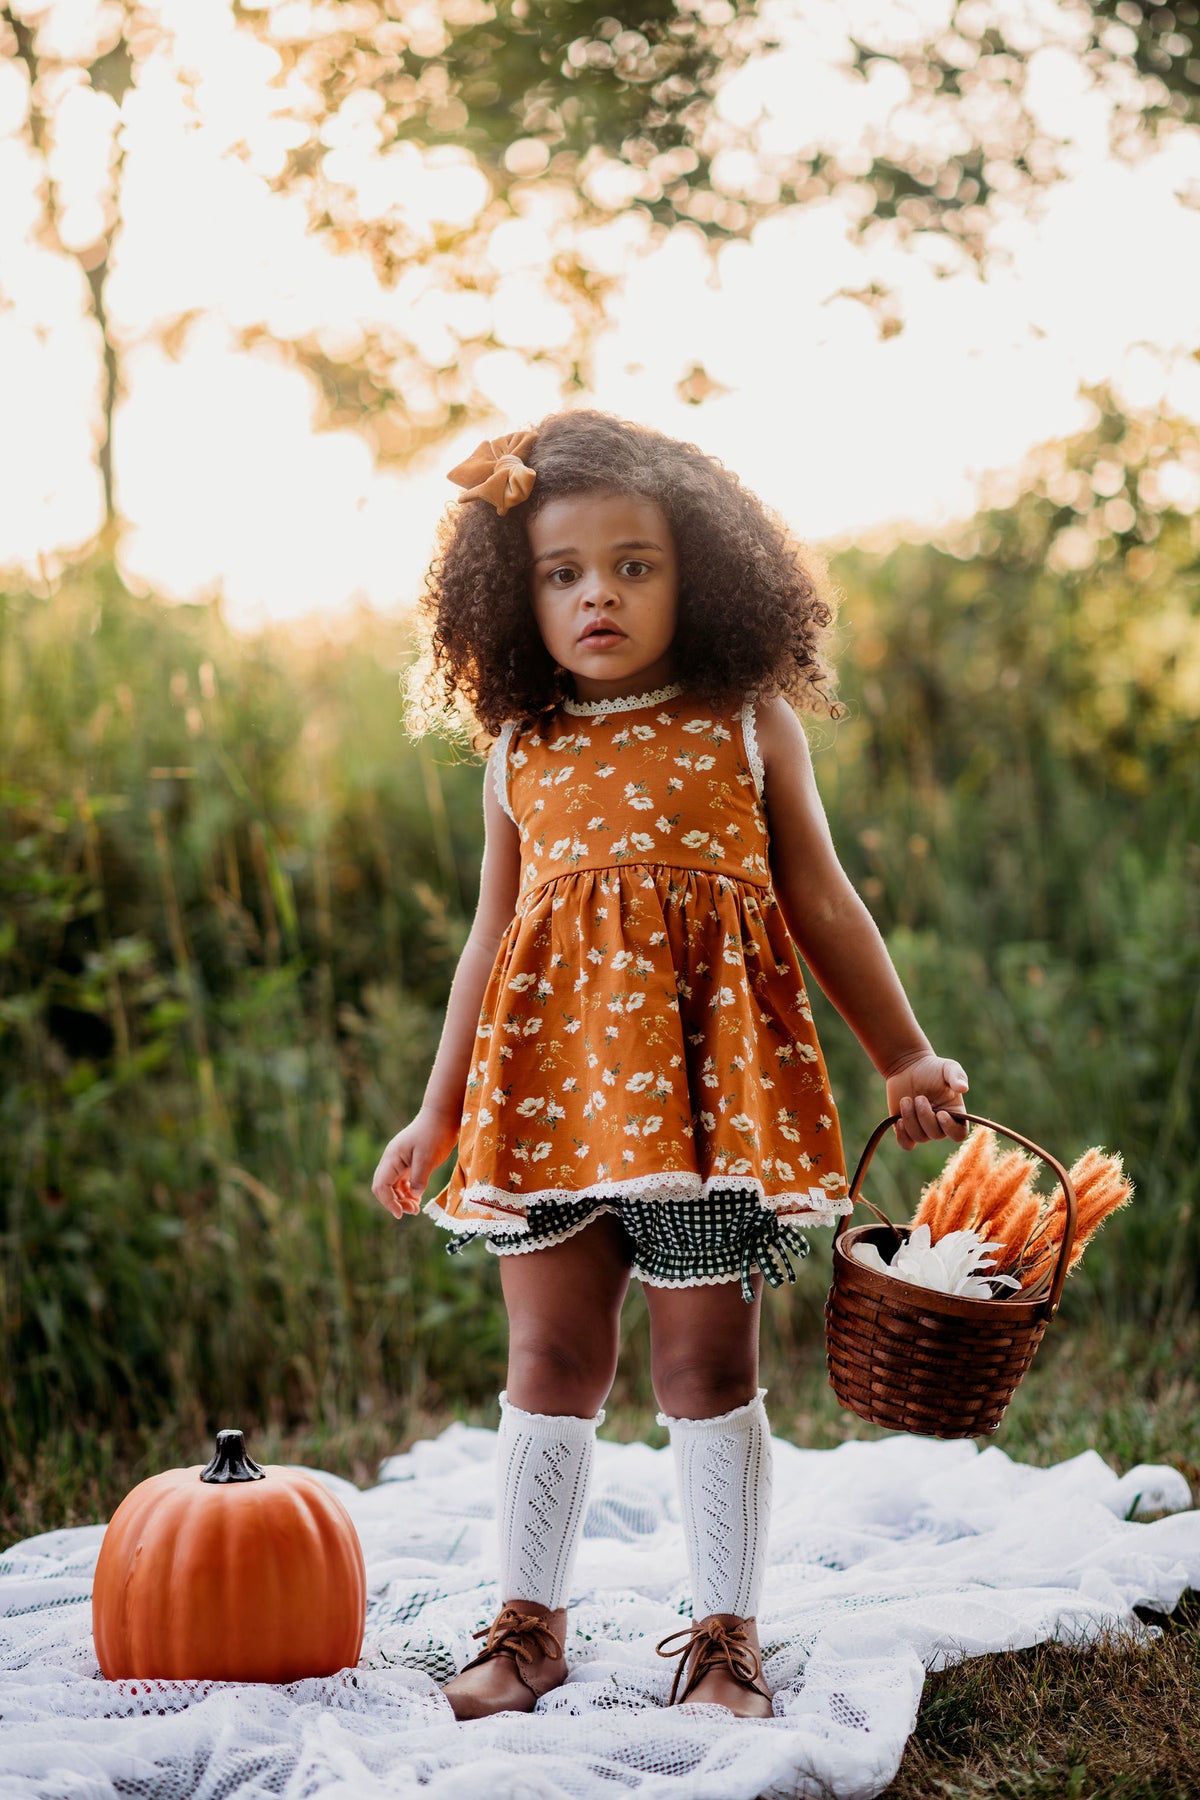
[3,382,1197,1515]
[3,0,1200,1539]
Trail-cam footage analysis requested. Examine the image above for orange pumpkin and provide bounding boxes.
[92,1428,366,1682]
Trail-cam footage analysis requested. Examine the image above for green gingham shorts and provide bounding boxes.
[445,1189,811,1305]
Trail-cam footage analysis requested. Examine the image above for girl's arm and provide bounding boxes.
[371,751,522,1215]
[754,697,969,1151]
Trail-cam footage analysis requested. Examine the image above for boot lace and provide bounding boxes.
[466,1604,564,1671]
[655,1617,768,1706]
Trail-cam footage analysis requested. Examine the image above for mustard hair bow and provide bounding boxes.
[446,429,537,515]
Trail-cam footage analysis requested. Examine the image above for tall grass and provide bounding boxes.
[2,465,1197,1482]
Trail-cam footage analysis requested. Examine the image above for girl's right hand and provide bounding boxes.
[371,1106,460,1219]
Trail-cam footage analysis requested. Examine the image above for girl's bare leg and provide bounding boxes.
[444,1215,633,1719]
[503,1211,634,1416]
[645,1274,774,1716]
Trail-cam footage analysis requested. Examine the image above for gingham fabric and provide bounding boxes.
[448,1188,811,1304]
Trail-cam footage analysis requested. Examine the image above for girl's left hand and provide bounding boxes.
[885,1055,970,1150]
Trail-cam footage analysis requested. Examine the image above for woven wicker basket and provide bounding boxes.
[825,1111,1077,1439]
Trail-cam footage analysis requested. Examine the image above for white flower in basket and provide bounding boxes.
[852,1224,1022,1300]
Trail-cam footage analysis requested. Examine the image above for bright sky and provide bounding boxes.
[1,0,1199,628]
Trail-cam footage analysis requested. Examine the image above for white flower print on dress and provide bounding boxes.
[432,690,847,1230]
[776,1107,808,1143]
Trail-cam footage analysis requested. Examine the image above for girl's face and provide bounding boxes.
[527,492,679,703]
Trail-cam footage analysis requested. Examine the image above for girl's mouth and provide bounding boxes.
[580,627,626,644]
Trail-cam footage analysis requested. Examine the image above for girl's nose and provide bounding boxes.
[581,574,619,608]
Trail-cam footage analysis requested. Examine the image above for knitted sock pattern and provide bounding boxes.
[658,1387,772,1620]
[495,1390,603,1610]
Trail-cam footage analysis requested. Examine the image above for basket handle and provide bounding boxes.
[834,1112,1078,1317]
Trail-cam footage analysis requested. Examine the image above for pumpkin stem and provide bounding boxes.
[200,1428,266,1484]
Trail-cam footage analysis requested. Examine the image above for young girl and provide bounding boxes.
[372,410,969,1721]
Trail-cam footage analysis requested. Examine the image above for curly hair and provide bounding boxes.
[406,409,845,744]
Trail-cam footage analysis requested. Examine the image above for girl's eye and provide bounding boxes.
[543,559,651,585]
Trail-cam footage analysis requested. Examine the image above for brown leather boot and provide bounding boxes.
[442,1600,569,1721]
[655,1614,773,1718]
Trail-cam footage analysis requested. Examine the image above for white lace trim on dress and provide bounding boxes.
[740,698,765,803]
[562,682,686,715]
[484,1203,624,1257]
[431,1169,849,1228]
[490,720,517,823]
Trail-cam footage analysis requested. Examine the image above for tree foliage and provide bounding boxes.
[2,0,1197,525]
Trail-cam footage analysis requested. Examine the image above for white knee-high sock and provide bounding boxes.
[495,1391,602,1609]
[658,1387,773,1620]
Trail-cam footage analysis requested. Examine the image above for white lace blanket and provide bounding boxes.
[2,1427,1197,1800]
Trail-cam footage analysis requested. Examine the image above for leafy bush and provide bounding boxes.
[2,418,1197,1461]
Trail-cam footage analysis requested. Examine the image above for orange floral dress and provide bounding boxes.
[426,680,849,1242]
